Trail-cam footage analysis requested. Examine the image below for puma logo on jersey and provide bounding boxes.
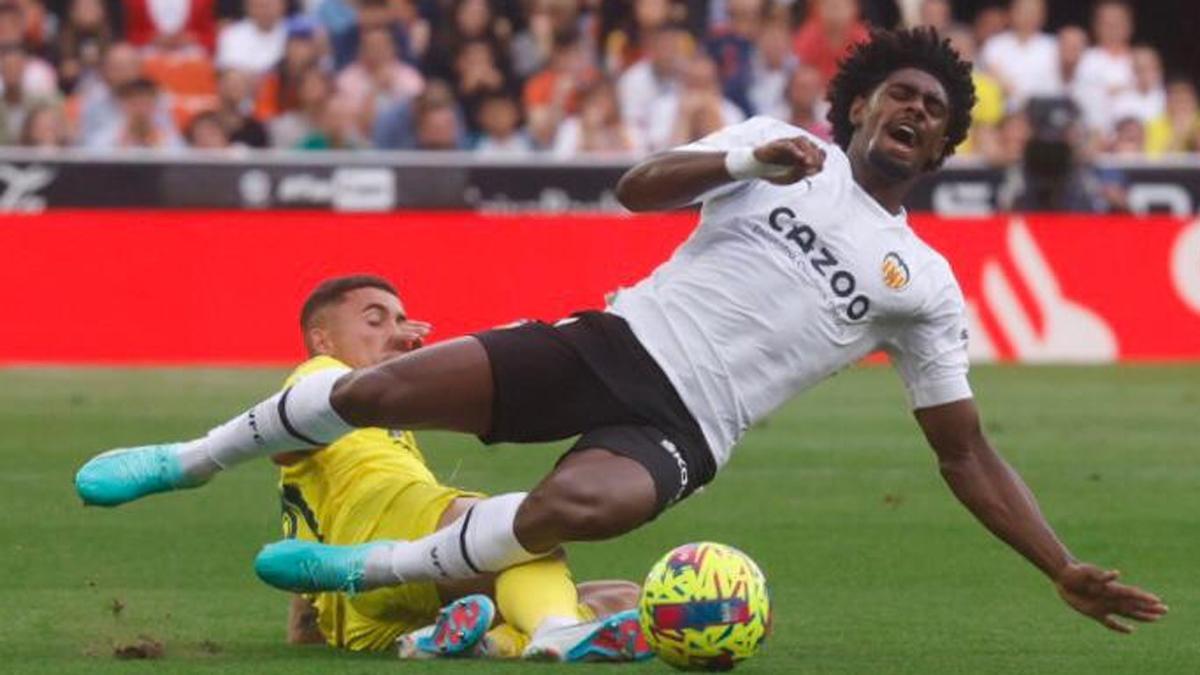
[768,206,871,320]
[882,252,911,290]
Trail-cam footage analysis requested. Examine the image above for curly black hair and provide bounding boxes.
[826,27,976,169]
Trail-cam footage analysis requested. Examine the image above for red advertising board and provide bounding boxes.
[1,211,1197,364]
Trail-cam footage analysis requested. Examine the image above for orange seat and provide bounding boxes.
[143,52,218,98]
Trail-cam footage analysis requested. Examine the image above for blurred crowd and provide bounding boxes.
[0,0,1196,160]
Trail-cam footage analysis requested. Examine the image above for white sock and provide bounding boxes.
[532,616,579,638]
[176,367,354,479]
[362,493,545,587]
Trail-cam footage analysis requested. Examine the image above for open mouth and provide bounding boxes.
[886,123,919,150]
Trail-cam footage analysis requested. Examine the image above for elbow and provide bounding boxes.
[615,166,650,212]
[616,154,673,212]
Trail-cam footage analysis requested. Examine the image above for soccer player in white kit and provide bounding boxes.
[76,28,1166,634]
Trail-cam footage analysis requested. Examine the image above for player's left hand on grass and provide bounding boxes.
[1054,562,1168,634]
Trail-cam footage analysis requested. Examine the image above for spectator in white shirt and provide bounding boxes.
[553,78,641,157]
[979,0,1060,110]
[1110,46,1164,127]
[88,77,183,150]
[1072,0,1135,134]
[77,42,173,148]
[1056,25,1088,91]
[645,53,744,152]
[617,24,687,148]
[216,0,289,74]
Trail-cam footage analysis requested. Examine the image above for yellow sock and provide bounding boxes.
[495,557,586,636]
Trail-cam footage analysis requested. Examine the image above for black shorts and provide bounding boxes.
[473,311,716,514]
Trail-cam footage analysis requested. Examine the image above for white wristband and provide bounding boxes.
[724,147,792,180]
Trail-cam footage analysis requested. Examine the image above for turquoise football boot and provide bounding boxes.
[523,609,654,662]
[74,444,206,507]
[254,539,387,594]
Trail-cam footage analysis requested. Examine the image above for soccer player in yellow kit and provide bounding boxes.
[84,274,649,662]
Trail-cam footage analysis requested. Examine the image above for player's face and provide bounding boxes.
[851,67,949,179]
[315,288,424,368]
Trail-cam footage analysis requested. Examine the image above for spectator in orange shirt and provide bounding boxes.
[792,0,869,84]
[524,26,598,148]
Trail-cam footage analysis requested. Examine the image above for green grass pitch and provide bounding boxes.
[0,364,1196,673]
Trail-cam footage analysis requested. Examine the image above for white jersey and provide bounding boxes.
[608,116,973,468]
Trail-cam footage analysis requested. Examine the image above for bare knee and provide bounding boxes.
[517,461,655,547]
[524,481,616,540]
[578,580,642,616]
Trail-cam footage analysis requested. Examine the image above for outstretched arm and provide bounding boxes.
[915,398,1168,633]
[614,136,826,212]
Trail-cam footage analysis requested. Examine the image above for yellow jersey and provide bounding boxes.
[277,356,477,650]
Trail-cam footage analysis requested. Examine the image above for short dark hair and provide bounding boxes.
[299,275,399,333]
[826,27,976,169]
[553,26,582,51]
[116,76,158,98]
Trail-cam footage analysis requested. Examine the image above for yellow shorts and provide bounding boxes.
[312,475,481,651]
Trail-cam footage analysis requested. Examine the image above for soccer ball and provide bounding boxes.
[638,542,771,671]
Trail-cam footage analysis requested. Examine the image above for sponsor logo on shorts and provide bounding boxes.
[660,439,689,504]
